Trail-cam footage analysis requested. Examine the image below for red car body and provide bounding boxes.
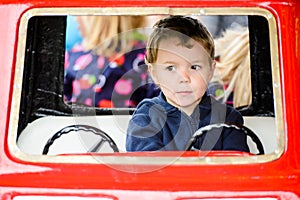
[0,0,299,199]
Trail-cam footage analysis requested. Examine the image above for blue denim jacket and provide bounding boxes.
[126,92,250,152]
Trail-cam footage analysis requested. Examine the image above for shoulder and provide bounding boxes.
[129,96,168,130]
[133,96,166,115]
[68,44,85,54]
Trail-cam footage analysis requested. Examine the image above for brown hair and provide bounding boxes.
[145,15,215,64]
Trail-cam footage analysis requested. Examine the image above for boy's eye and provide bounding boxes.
[191,65,202,70]
[166,65,176,71]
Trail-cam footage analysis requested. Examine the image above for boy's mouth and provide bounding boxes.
[175,91,193,96]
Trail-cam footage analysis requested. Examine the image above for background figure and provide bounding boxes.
[210,26,251,108]
[199,15,248,38]
[64,16,158,108]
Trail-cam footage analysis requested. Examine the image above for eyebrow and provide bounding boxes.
[162,59,207,65]
[158,61,177,65]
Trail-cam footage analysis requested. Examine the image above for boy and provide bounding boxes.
[126,15,250,152]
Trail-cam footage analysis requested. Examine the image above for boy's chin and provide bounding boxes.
[173,100,199,110]
[166,95,200,109]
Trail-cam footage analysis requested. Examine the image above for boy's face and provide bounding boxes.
[149,37,215,114]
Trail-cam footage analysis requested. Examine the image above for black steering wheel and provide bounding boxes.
[185,123,264,155]
[42,124,119,155]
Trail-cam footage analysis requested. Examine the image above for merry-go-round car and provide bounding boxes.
[0,0,300,199]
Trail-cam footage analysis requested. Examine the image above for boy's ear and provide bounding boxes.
[148,64,158,84]
[208,60,216,81]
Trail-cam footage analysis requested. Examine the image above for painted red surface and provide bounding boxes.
[0,0,299,199]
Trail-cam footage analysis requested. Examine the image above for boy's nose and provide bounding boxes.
[178,70,191,83]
